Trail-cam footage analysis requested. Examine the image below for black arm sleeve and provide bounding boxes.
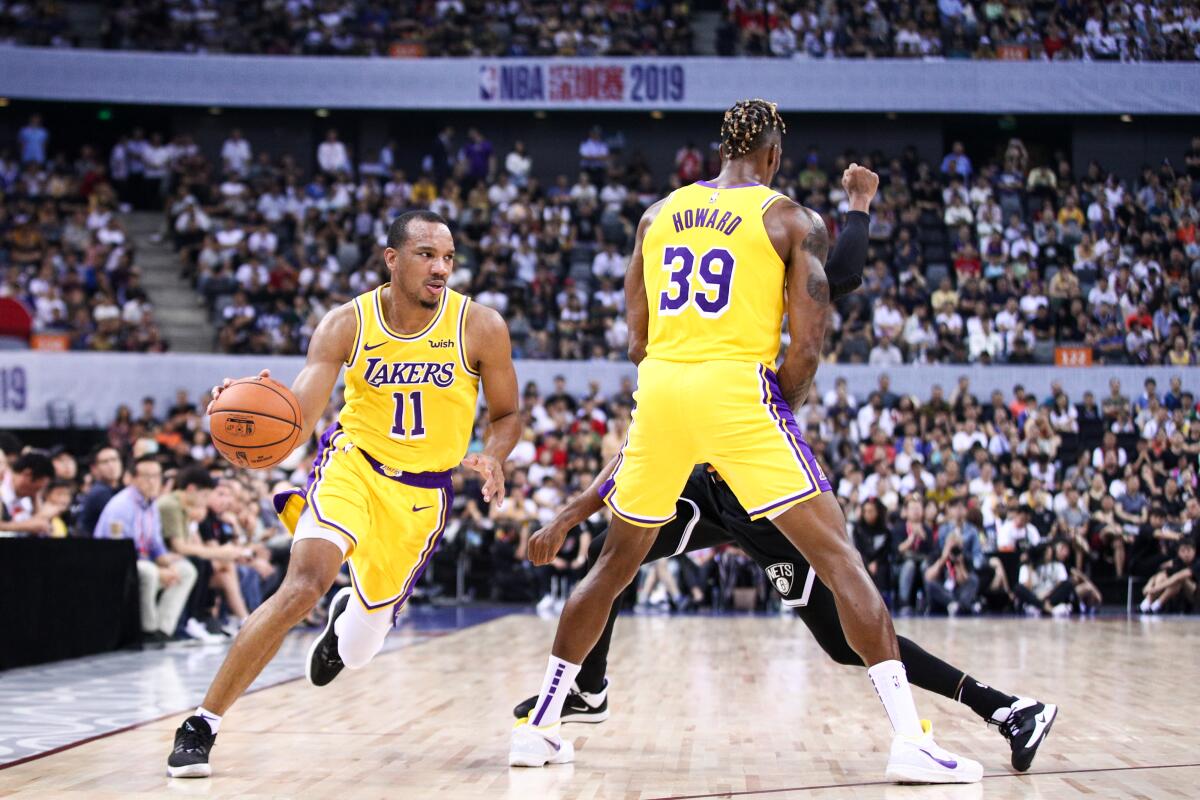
[825,210,869,301]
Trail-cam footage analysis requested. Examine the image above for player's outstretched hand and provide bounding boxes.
[528,521,569,566]
[207,369,271,414]
[842,163,880,205]
[462,453,506,508]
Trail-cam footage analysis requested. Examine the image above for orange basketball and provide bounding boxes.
[208,376,302,470]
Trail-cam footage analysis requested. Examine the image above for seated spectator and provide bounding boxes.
[1014,543,1074,617]
[0,452,55,535]
[923,534,979,616]
[1139,537,1198,613]
[94,455,199,645]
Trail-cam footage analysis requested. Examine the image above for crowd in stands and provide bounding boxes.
[0,114,167,351]
[95,0,693,57]
[7,1,1200,61]
[5,114,1200,367]
[721,0,1200,61]
[3,372,1198,638]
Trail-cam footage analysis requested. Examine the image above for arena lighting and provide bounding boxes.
[315,108,331,117]
[650,110,665,119]
[208,107,222,115]
[886,112,898,120]
[97,108,112,121]
[1120,114,1133,122]
[0,97,9,107]
[532,110,547,119]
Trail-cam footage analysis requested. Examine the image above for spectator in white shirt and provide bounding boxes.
[487,173,519,211]
[221,129,252,176]
[952,418,988,454]
[505,140,532,187]
[592,241,626,280]
[317,129,351,176]
[868,336,903,367]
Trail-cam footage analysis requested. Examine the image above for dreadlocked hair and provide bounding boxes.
[720,99,786,159]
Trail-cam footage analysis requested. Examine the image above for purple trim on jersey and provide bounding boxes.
[604,494,677,527]
[759,365,832,494]
[355,447,453,490]
[696,180,760,189]
[748,489,814,519]
[306,434,361,547]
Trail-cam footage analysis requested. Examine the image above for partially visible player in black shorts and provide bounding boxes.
[517,463,1058,773]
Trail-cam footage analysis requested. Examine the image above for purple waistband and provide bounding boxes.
[355,447,453,490]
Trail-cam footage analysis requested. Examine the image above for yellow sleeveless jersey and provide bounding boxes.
[643,181,790,366]
[337,285,480,473]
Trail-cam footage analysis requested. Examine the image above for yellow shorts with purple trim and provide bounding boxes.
[599,359,831,527]
[274,424,452,614]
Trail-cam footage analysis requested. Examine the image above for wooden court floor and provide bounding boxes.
[1,614,1197,799]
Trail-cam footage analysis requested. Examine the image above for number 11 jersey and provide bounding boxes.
[339,284,480,473]
[643,181,789,367]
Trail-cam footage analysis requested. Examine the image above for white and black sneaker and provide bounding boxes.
[994,698,1058,772]
[307,587,351,687]
[167,716,216,778]
[513,680,609,724]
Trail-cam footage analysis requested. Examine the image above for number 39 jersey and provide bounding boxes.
[338,285,480,473]
[643,181,790,367]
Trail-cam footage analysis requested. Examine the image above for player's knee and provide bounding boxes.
[279,573,329,618]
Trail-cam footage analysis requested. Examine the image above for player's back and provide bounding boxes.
[642,180,789,367]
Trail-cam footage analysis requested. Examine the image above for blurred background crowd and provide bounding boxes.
[3,366,1198,645]
[4,0,1199,61]
[3,114,1200,367]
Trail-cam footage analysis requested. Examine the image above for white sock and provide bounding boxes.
[528,655,582,727]
[867,659,923,737]
[195,706,222,734]
[1151,599,1163,612]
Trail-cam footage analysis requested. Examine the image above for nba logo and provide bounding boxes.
[766,563,794,595]
[479,66,498,100]
[224,417,255,437]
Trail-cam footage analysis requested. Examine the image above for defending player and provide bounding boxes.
[166,210,519,778]
[511,99,979,783]
[515,462,1059,774]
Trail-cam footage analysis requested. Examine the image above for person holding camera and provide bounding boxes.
[923,533,979,616]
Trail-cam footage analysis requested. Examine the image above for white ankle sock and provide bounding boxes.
[195,706,222,734]
[529,655,582,727]
[868,660,923,737]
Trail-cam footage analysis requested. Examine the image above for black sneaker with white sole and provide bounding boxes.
[307,586,352,687]
[996,699,1058,772]
[513,680,609,724]
[166,716,216,778]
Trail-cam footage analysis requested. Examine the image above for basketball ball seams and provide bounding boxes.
[231,377,302,421]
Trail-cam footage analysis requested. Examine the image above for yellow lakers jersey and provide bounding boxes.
[338,285,480,473]
[643,181,789,366]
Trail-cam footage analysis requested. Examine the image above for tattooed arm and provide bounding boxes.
[775,205,831,411]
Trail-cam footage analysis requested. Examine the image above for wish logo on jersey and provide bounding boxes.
[766,563,794,595]
[362,358,456,389]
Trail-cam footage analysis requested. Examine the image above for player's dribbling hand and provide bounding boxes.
[462,453,506,509]
[528,522,569,566]
[842,163,880,209]
[207,368,271,414]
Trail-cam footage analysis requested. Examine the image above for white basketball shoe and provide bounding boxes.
[508,717,575,768]
[885,720,983,784]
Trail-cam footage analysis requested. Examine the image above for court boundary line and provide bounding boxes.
[646,761,1200,800]
[0,617,488,773]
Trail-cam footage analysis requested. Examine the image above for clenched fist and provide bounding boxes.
[842,163,880,210]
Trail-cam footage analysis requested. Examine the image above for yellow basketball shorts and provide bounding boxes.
[599,359,831,527]
[273,424,452,614]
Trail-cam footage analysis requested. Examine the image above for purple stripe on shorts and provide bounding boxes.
[303,421,342,495]
[272,488,304,516]
[355,447,453,490]
[760,366,832,493]
[596,451,624,501]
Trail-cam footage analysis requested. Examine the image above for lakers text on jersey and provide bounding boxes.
[274,285,481,612]
[601,182,832,527]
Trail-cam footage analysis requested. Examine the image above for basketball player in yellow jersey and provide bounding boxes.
[512,101,981,784]
[166,210,519,779]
